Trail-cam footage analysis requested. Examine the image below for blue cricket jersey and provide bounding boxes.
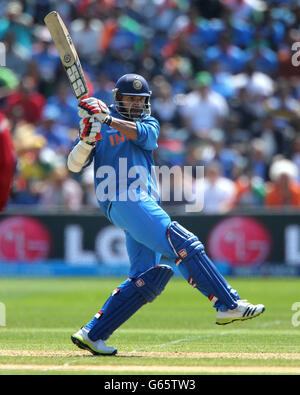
[80,106,160,218]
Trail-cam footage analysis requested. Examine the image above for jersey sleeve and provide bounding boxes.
[133,117,160,151]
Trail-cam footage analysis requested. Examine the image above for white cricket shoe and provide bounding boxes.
[216,300,265,325]
[71,327,117,356]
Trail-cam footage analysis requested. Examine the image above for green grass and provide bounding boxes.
[0,277,299,375]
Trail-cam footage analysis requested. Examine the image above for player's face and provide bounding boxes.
[121,95,146,119]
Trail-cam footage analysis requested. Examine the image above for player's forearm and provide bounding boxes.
[109,117,138,140]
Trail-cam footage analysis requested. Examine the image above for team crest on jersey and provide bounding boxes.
[178,249,188,259]
[136,278,145,287]
[133,79,143,90]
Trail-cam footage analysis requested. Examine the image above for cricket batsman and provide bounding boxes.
[68,74,265,356]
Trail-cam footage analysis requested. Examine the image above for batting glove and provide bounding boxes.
[78,97,111,125]
[79,117,102,146]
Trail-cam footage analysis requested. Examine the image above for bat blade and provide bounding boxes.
[44,11,89,100]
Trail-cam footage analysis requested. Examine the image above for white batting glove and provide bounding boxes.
[78,97,111,124]
[79,117,102,146]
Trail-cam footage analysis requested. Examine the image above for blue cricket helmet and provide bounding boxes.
[112,74,152,120]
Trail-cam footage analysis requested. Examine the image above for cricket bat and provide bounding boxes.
[44,11,89,100]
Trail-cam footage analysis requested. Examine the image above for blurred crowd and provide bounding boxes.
[1,0,300,213]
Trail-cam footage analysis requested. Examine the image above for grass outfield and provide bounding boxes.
[0,277,299,375]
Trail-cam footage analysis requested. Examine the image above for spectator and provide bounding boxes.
[70,10,103,63]
[291,135,300,183]
[31,26,61,97]
[196,15,225,47]
[208,61,236,99]
[234,174,266,208]
[253,47,279,76]
[228,86,257,134]
[2,31,29,78]
[248,138,270,181]
[39,166,83,211]
[254,114,289,160]
[156,122,187,166]
[13,122,48,164]
[265,158,300,208]
[0,1,33,58]
[152,78,180,124]
[4,75,46,127]
[204,31,249,74]
[231,155,266,208]
[36,104,73,155]
[201,128,242,179]
[258,7,286,51]
[47,82,79,128]
[232,60,275,100]
[222,0,259,21]
[10,122,48,206]
[194,161,237,213]
[264,80,300,128]
[180,71,229,139]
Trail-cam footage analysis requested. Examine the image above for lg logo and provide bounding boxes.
[291,302,300,327]
[291,42,300,67]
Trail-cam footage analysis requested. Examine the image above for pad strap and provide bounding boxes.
[167,222,238,310]
[87,265,173,341]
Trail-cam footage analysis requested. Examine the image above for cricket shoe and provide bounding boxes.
[216,300,265,325]
[71,327,117,356]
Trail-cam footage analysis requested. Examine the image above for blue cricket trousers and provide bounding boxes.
[109,198,174,278]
